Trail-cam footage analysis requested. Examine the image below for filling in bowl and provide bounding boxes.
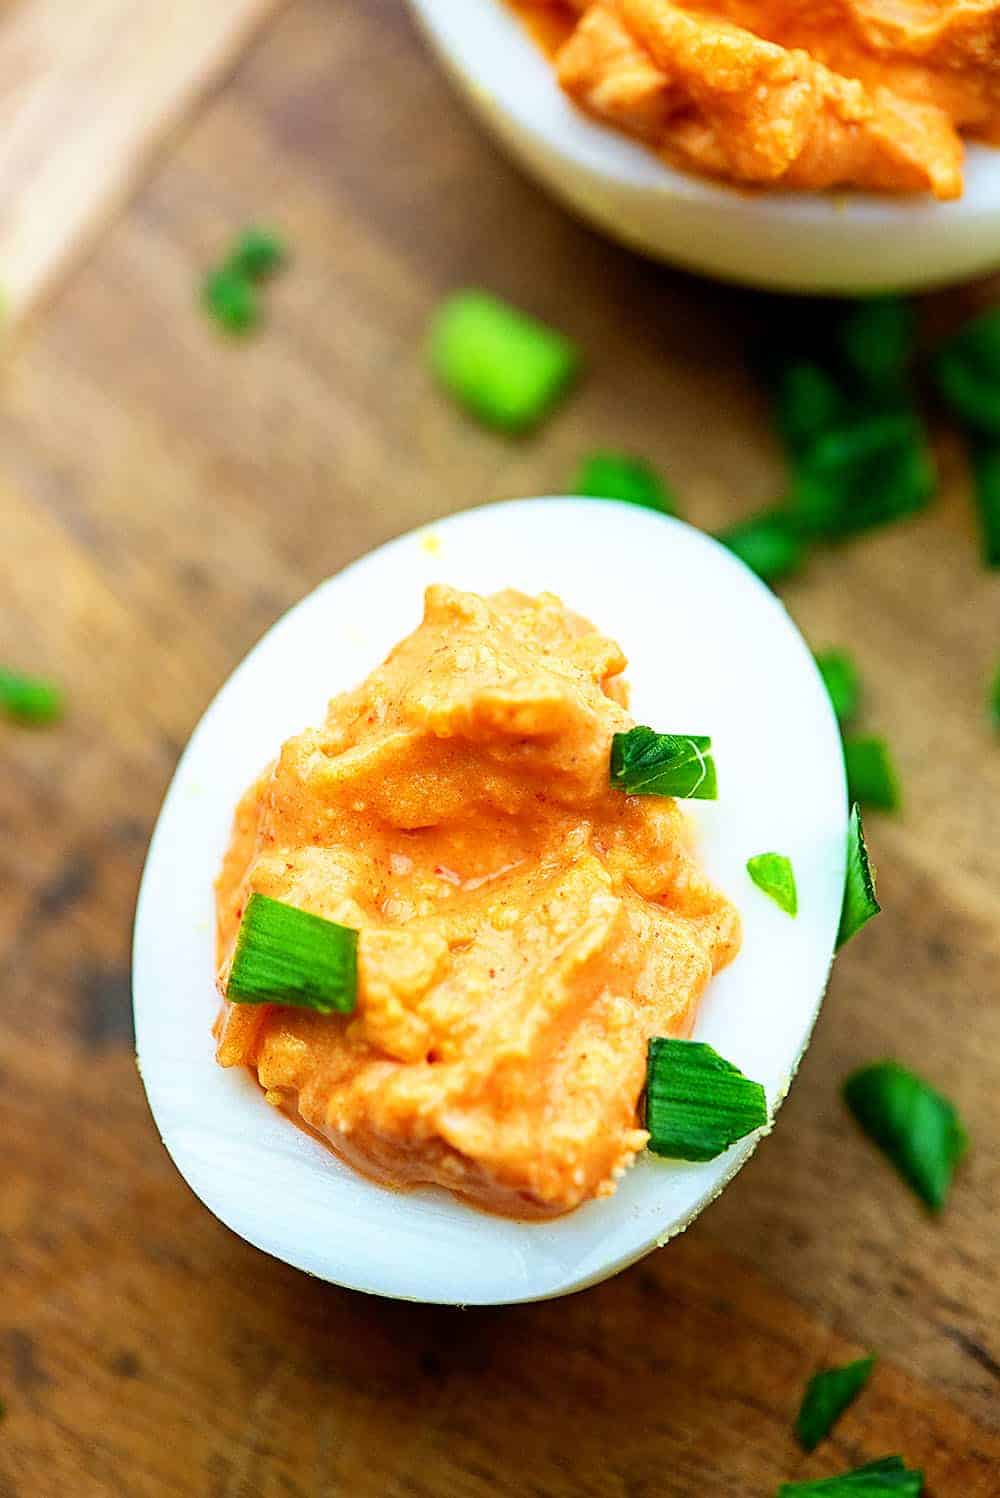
[509,0,1000,198]
[214,586,740,1217]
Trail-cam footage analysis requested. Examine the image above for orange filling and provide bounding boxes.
[510,0,1000,196]
[214,587,739,1217]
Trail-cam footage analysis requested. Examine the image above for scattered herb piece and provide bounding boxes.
[717,509,806,583]
[227,893,358,1015]
[429,290,580,433]
[991,659,1000,732]
[610,727,717,800]
[202,266,259,335]
[844,736,901,813]
[777,1455,923,1496]
[645,1039,768,1161]
[795,1356,876,1452]
[838,297,914,394]
[843,1060,967,1212]
[227,226,287,281]
[932,307,1000,437]
[747,853,798,916]
[971,442,1000,567]
[775,362,847,454]
[837,804,880,949]
[0,669,63,725]
[815,650,861,725]
[574,452,676,514]
[789,413,935,541]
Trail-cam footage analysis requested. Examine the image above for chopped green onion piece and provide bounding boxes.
[227,893,358,1015]
[574,452,676,514]
[0,669,63,725]
[837,804,880,949]
[843,1061,967,1212]
[795,1356,876,1452]
[991,659,1000,733]
[815,649,861,725]
[971,442,1000,567]
[611,727,717,800]
[790,413,935,541]
[227,226,286,281]
[844,736,901,813]
[775,362,847,454]
[202,267,259,335]
[932,308,1000,437]
[717,509,806,583]
[778,1455,923,1496]
[747,853,798,916]
[645,1039,768,1161]
[838,297,914,391]
[428,290,580,433]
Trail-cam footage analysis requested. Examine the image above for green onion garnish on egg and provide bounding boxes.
[645,1039,767,1161]
[844,736,901,813]
[777,1454,923,1496]
[227,893,358,1016]
[0,668,63,725]
[716,508,806,583]
[843,1061,967,1212]
[971,442,1000,567]
[795,1355,876,1452]
[747,854,798,916]
[574,452,676,514]
[428,290,580,433]
[611,727,717,800]
[837,804,880,950]
[815,649,860,725]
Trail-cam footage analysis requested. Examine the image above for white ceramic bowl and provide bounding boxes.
[134,498,847,1305]
[408,0,1000,294]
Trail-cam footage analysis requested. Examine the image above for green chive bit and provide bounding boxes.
[990,660,1000,733]
[717,509,806,583]
[844,736,901,813]
[611,727,717,800]
[971,442,1000,567]
[227,226,287,281]
[795,1355,876,1452]
[775,362,847,454]
[0,669,63,725]
[843,1061,968,1212]
[790,413,936,541]
[574,452,677,514]
[932,307,1000,437]
[747,854,798,916]
[777,1454,923,1496]
[815,650,861,725]
[838,297,915,392]
[227,893,358,1016]
[428,290,580,433]
[837,804,880,950]
[645,1039,768,1161]
[202,267,259,335]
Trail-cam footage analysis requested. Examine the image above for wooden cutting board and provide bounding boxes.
[0,1,998,1495]
[0,0,289,330]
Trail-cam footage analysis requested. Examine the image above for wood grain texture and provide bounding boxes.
[1,1,998,1494]
[0,0,291,328]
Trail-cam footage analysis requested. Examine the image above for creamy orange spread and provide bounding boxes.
[215,587,739,1218]
[512,0,1000,197]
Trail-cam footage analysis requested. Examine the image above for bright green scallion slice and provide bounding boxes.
[843,1061,967,1212]
[610,727,717,800]
[795,1356,876,1452]
[777,1455,923,1496]
[844,736,901,813]
[227,893,358,1016]
[0,669,63,725]
[837,804,880,949]
[747,853,798,916]
[645,1039,768,1161]
[574,452,676,514]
